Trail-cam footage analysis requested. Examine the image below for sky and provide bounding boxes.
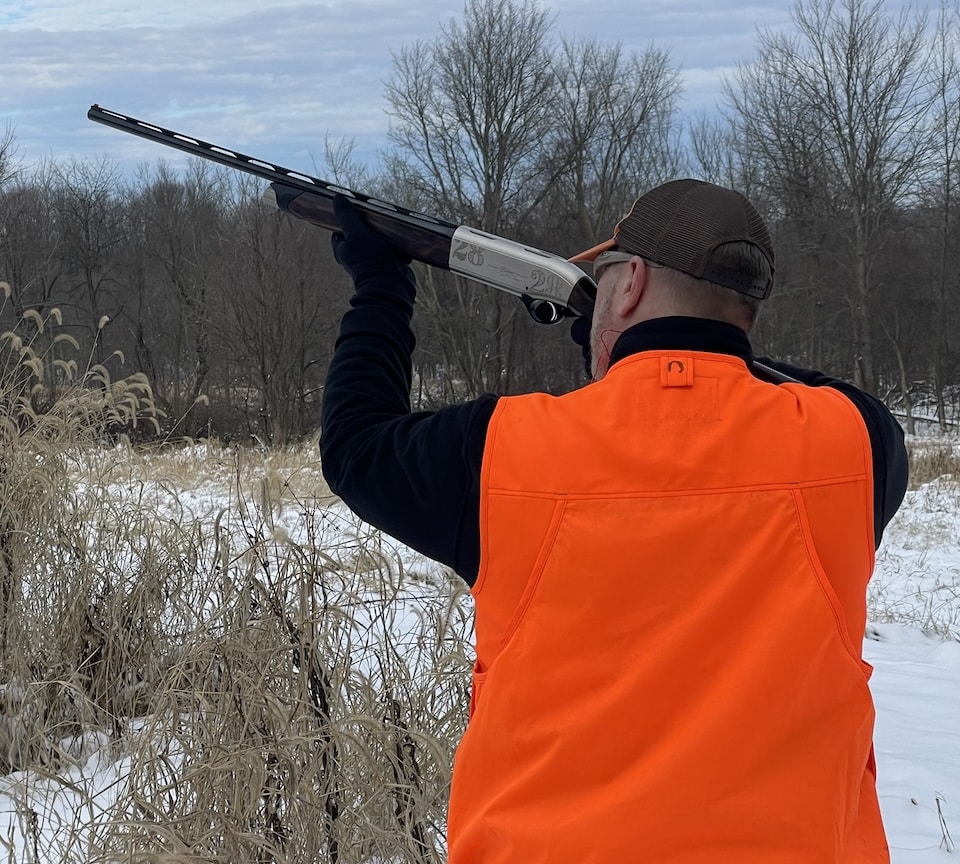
[0,0,799,183]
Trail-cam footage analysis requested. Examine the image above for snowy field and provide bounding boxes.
[0,438,958,861]
[866,445,960,861]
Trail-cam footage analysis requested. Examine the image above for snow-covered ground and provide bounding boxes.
[867,624,960,859]
[1,443,958,861]
[866,467,960,859]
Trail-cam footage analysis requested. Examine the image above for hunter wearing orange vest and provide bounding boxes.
[321,180,908,862]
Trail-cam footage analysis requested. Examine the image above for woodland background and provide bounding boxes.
[1,2,959,861]
[2,0,959,442]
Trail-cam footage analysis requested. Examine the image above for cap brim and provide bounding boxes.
[568,237,616,264]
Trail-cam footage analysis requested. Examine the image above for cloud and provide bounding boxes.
[0,0,914,183]
[2,2,454,174]
[2,0,300,31]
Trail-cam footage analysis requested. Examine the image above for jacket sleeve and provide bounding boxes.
[319,261,494,586]
[756,357,908,548]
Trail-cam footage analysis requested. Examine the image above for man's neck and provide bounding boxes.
[608,317,753,368]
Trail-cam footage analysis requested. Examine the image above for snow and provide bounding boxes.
[872,475,960,640]
[2,443,959,860]
[864,468,960,860]
[866,625,960,859]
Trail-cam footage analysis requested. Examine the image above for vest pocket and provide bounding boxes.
[491,498,568,659]
[792,488,872,677]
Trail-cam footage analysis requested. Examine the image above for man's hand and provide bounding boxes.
[570,316,592,378]
[331,194,411,284]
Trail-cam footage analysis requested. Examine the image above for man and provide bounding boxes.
[320,180,908,863]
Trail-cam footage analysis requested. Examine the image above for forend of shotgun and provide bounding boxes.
[266,183,596,322]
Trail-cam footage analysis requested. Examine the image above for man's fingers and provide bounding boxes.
[570,317,590,346]
[332,193,371,238]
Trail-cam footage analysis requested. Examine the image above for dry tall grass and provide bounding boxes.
[1,288,160,765]
[0,289,472,862]
[906,437,960,486]
[870,437,960,640]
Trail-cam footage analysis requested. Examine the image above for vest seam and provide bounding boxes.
[474,397,511,599]
[491,498,568,663]
[607,349,748,375]
[814,387,878,560]
[790,487,871,675]
[485,475,869,499]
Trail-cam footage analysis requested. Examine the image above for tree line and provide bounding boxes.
[1,0,958,443]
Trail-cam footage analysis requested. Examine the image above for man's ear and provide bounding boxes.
[613,257,647,319]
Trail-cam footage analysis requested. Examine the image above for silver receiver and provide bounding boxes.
[448,226,596,323]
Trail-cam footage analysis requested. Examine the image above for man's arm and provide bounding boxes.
[319,196,493,584]
[756,357,909,547]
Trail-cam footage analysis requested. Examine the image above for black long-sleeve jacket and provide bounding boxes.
[319,265,909,587]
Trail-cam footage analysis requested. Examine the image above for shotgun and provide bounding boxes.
[87,105,795,384]
[86,105,597,326]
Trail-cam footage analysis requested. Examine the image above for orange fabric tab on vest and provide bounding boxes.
[661,354,694,387]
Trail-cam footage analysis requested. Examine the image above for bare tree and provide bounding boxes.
[0,164,62,320]
[688,112,741,189]
[0,124,19,190]
[217,175,339,444]
[386,0,564,233]
[384,0,570,395]
[53,157,129,359]
[132,159,228,424]
[927,0,960,430]
[724,0,934,394]
[551,38,683,250]
[322,135,372,191]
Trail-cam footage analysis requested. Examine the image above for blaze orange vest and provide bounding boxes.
[448,350,887,863]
